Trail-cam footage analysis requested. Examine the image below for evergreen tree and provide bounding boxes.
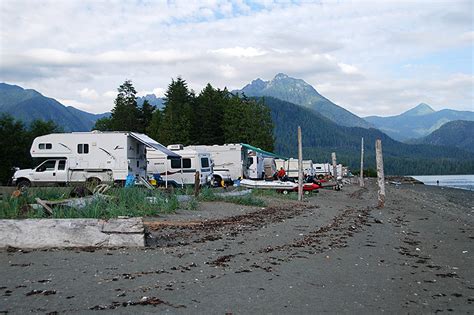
[139,99,155,133]
[109,80,141,132]
[193,84,225,144]
[159,77,193,145]
[93,117,112,131]
[147,108,162,141]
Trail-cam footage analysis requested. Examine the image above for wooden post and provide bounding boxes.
[375,139,385,208]
[331,152,337,181]
[298,126,303,201]
[194,171,200,197]
[360,137,364,187]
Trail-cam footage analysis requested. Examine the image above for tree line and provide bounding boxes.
[94,78,275,151]
[0,115,61,184]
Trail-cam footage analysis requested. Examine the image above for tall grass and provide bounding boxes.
[0,187,179,219]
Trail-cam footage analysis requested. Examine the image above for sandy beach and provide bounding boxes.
[0,179,473,313]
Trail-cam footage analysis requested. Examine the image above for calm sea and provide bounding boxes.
[411,175,474,191]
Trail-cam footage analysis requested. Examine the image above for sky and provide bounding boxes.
[0,0,472,116]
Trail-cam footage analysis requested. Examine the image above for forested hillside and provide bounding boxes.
[264,97,474,175]
[409,120,474,153]
[95,79,274,151]
[364,103,474,141]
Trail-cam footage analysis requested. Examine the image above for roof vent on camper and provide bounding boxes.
[167,144,184,151]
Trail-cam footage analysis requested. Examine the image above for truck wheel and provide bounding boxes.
[211,176,222,187]
[86,177,101,189]
[17,179,31,190]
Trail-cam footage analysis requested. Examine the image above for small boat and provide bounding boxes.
[240,179,298,190]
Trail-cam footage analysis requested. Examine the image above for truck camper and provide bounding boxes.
[11,131,179,188]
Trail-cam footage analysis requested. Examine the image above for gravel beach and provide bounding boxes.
[1,180,473,313]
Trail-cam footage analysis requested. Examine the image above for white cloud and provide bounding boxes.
[78,88,99,100]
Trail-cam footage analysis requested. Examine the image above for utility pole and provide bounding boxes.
[375,139,385,208]
[298,126,303,201]
[360,137,364,187]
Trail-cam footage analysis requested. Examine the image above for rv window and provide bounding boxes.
[316,167,322,170]
[248,157,254,165]
[77,144,89,154]
[58,160,66,170]
[201,158,209,168]
[39,143,52,150]
[171,158,191,169]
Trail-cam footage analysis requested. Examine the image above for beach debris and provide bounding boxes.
[26,289,56,296]
[34,198,53,215]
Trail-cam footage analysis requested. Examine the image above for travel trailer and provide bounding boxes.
[187,143,267,185]
[275,158,315,179]
[11,132,179,188]
[147,144,212,187]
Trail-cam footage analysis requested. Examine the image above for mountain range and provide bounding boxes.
[1,77,473,174]
[364,103,474,141]
[263,96,474,175]
[408,120,474,153]
[0,83,108,131]
[236,73,372,129]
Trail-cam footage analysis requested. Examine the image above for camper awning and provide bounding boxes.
[241,143,287,160]
[130,133,181,159]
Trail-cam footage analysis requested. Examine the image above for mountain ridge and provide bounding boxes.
[0,83,109,131]
[236,73,373,129]
[364,103,474,141]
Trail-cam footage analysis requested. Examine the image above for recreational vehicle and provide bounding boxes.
[187,144,267,185]
[313,163,331,178]
[147,144,212,187]
[275,158,315,179]
[11,132,179,188]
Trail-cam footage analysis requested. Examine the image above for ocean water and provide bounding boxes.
[411,175,474,191]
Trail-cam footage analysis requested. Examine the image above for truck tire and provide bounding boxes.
[211,175,222,187]
[16,179,31,190]
[86,177,101,188]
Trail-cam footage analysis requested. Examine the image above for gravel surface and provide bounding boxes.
[0,180,473,313]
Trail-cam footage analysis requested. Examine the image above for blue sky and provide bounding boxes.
[0,0,472,116]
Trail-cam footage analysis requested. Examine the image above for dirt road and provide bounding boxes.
[1,180,473,313]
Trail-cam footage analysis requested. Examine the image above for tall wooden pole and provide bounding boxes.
[360,137,364,187]
[298,126,303,201]
[375,139,385,208]
[331,152,337,181]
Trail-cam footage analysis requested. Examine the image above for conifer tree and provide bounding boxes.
[109,80,141,132]
[159,77,193,145]
[139,99,155,133]
[147,108,162,141]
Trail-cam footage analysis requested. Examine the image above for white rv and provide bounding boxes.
[275,158,314,179]
[187,144,266,185]
[11,132,179,188]
[147,144,212,187]
[313,163,332,178]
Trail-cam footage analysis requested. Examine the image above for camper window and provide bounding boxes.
[58,160,66,170]
[171,158,191,169]
[77,144,89,154]
[248,157,254,165]
[201,158,209,168]
[39,143,52,150]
